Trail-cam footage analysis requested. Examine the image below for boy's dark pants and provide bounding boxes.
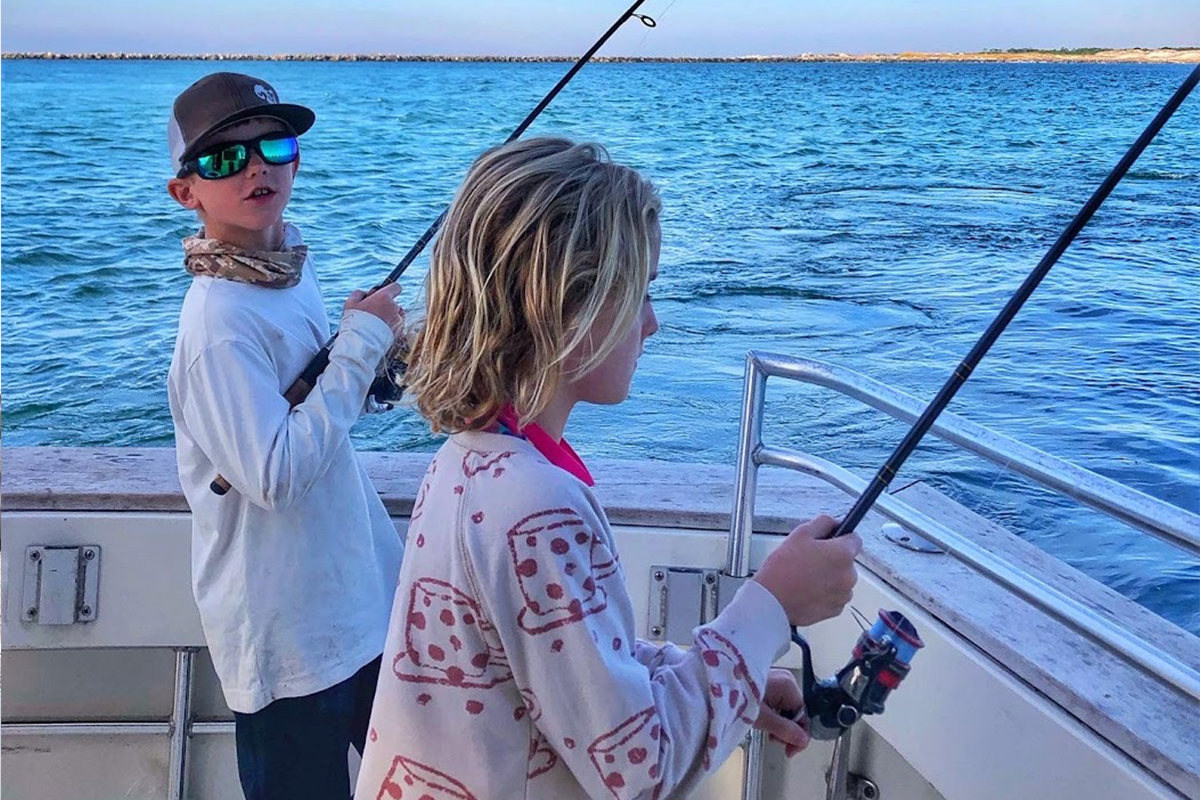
[233,656,381,800]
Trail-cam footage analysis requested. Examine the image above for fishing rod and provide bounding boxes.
[210,1,658,494]
[832,63,1199,537]
[792,65,1198,744]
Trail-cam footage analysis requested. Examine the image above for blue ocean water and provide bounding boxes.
[1,60,1197,631]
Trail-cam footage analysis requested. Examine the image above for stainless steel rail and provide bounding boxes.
[0,723,172,736]
[758,446,1200,700]
[729,351,1200,699]
[729,350,1200,800]
[732,358,769,800]
[747,352,1200,558]
[0,647,232,800]
[168,649,196,800]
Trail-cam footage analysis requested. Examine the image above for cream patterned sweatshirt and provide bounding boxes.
[357,429,790,800]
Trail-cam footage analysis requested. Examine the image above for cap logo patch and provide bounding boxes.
[254,84,278,103]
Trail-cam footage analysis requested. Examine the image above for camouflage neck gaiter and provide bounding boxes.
[182,230,308,288]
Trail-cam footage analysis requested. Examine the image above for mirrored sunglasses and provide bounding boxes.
[179,134,299,180]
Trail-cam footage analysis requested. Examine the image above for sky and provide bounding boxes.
[2,0,1197,56]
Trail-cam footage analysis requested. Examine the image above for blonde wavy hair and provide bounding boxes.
[404,137,661,433]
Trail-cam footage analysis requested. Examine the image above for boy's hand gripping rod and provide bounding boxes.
[792,65,1198,740]
[211,1,657,494]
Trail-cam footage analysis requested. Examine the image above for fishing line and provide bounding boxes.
[634,0,678,53]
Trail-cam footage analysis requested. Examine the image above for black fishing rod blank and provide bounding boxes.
[791,66,1198,745]
[834,64,1199,537]
[375,2,657,289]
[210,1,657,494]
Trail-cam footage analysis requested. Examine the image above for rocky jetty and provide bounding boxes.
[3,48,1197,63]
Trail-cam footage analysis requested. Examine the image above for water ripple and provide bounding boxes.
[1,59,1197,631]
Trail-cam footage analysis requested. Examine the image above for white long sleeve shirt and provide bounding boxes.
[356,430,790,800]
[167,223,405,713]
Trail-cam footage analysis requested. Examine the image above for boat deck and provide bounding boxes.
[2,446,1197,798]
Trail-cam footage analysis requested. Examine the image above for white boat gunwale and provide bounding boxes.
[2,435,1197,797]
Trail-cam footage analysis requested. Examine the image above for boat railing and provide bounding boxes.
[725,351,1200,701]
[725,350,1200,800]
[4,352,1197,800]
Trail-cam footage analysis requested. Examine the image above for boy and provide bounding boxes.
[165,72,405,800]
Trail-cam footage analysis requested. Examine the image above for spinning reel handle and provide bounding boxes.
[788,610,923,740]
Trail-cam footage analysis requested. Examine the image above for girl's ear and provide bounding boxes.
[167,177,201,211]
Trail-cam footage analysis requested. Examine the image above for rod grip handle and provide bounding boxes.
[208,346,331,495]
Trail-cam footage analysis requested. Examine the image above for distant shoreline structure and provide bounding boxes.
[3,48,1198,64]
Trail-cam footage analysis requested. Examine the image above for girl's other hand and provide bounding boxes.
[753,667,810,757]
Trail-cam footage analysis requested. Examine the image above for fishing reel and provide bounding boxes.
[367,361,406,410]
[366,340,410,411]
[793,608,923,740]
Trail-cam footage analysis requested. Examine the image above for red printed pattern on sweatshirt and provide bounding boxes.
[519,687,542,719]
[587,707,663,800]
[410,459,439,522]
[696,627,761,771]
[504,687,558,779]
[393,578,512,689]
[411,482,430,523]
[507,507,620,635]
[376,755,476,800]
[528,728,558,779]
[696,628,761,714]
[633,640,669,671]
[462,450,515,479]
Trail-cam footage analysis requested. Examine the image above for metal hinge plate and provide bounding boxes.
[21,545,101,625]
[647,566,748,644]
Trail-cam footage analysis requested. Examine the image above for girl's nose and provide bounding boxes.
[643,302,659,339]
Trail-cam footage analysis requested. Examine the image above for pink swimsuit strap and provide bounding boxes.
[494,406,595,487]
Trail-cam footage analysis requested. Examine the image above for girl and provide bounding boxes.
[357,137,861,800]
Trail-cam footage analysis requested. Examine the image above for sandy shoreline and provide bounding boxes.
[3,48,1198,64]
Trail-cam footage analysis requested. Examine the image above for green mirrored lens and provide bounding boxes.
[197,144,248,179]
[258,137,299,165]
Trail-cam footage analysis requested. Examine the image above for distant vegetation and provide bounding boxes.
[988,47,1109,55]
[987,46,1197,55]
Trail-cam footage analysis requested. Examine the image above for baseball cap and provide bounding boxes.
[168,72,315,174]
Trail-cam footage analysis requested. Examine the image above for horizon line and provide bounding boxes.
[3,46,1199,65]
